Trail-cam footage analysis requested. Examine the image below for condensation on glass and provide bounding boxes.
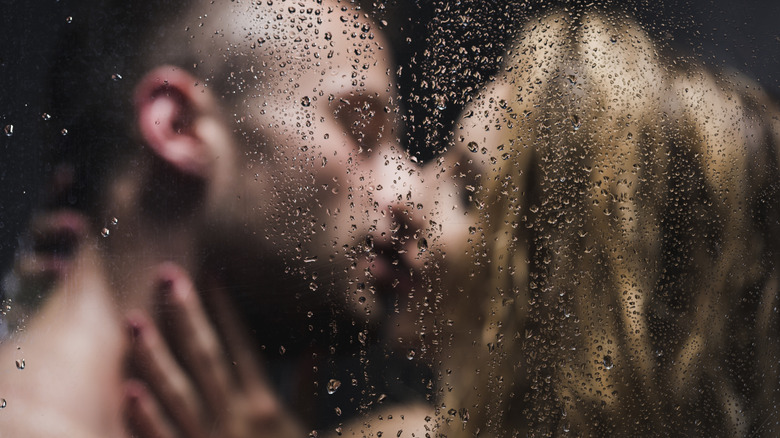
[0,1,779,437]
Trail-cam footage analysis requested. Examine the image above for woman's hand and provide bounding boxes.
[125,264,304,438]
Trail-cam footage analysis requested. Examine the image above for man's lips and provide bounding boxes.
[367,251,394,285]
[364,248,436,358]
[366,250,417,311]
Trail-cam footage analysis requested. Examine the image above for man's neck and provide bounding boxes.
[102,163,202,311]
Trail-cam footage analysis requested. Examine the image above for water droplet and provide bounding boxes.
[417,238,428,252]
[566,74,577,84]
[406,348,416,360]
[100,228,110,237]
[627,132,633,140]
[327,378,341,394]
[111,217,118,226]
[324,31,332,41]
[301,96,311,107]
[41,113,51,121]
[279,345,286,355]
[571,115,581,131]
[111,73,123,81]
[3,125,13,137]
[0,399,6,408]
[65,16,73,23]
[60,128,68,136]
[467,141,478,153]
[435,95,446,110]
[602,355,613,370]
[304,256,318,263]
[15,359,24,370]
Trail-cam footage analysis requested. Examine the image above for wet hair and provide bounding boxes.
[441,10,780,437]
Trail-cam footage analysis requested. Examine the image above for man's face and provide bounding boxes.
[186,1,447,347]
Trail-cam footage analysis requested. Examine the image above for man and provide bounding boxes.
[0,0,456,436]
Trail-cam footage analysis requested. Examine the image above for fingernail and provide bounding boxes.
[158,277,174,295]
[124,381,145,404]
[156,263,184,303]
[131,323,141,339]
[127,317,143,339]
[156,275,177,307]
[125,310,147,339]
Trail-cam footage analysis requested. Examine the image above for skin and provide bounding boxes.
[0,1,457,436]
[121,9,780,438]
[106,0,447,348]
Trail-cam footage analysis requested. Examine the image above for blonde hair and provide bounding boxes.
[441,10,780,437]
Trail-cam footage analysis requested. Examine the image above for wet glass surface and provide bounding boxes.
[1,1,779,436]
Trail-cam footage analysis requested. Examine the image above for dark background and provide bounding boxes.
[1,0,779,273]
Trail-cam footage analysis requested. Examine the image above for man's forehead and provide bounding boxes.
[177,0,392,108]
[191,0,385,63]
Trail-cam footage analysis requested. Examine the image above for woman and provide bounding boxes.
[441,9,780,437]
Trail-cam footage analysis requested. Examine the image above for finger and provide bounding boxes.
[203,282,284,425]
[125,380,178,438]
[201,277,289,432]
[157,264,234,414]
[200,276,269,390]
[128,311,206,438]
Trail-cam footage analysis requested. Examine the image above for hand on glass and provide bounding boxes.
[124,264,303,438]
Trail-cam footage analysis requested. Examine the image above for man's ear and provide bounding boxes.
[135,65,215,178]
